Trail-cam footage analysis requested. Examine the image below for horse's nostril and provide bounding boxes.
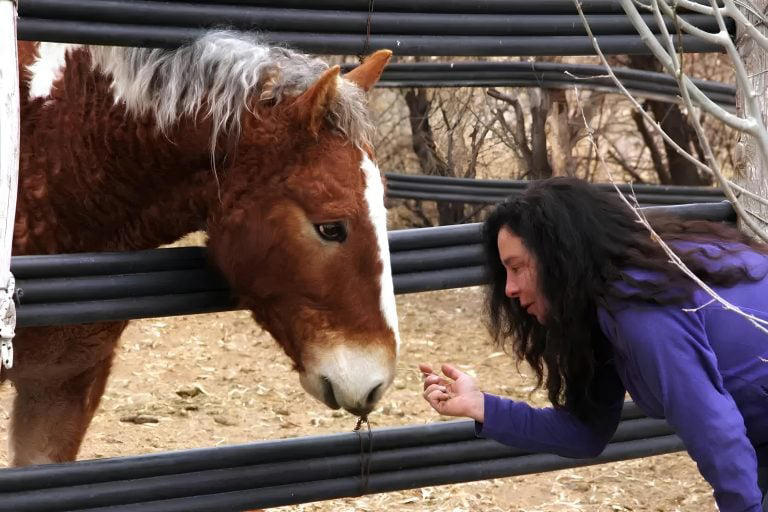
[365,382,383,407]
[320,375,340,409]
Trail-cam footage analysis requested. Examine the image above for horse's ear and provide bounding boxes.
[343,49,392,92]
[293,65,341,136]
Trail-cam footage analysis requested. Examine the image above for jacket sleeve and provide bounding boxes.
[612,305,762,512]
[475,362,625,459]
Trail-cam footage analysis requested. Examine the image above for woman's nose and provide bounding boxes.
[505,277,519,298]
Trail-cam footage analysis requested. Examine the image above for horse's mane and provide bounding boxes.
[88,31,373,150]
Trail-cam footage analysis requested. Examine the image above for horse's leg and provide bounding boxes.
[9,354,115,466]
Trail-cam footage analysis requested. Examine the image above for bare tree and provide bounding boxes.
[488,88,552,179]
[488,85,609,181]
[570,0,768,329]
[628,55,710,185]
[402,87,496,225]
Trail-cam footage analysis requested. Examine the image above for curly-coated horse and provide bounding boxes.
[9,33,398,466]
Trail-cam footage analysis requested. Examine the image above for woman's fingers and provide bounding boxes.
[423,382,448,399]
[422,374,448,390]
[420,363,452,391]
[425,388,451,408]
[441,363,464,380]
[418,363,434,375]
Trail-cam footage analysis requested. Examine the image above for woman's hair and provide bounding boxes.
[483,177,768,421]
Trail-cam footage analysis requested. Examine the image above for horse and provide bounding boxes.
[7,32,399,466]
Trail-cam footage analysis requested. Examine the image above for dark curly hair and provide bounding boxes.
[483,177,768,421]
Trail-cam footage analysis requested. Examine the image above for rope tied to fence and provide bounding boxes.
[359,0,375,63]
[353,415,373,495]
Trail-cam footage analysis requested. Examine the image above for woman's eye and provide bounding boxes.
[315,222,347,243]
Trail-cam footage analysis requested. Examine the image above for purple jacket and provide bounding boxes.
[477,243,768,512]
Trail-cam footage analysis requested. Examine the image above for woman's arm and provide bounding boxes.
[478,363,625,458]
[420,362,625,458]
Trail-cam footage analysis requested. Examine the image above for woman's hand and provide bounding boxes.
[419,363,485,422]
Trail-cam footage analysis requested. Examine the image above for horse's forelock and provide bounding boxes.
[87,31,373,153]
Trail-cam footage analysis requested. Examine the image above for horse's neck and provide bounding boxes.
[17,48,218,255]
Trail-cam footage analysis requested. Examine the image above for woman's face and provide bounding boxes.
[497,227,549,324]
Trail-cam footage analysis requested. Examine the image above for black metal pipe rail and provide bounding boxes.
[364,62,735,94]
[377,76,736,108]
[386,182,724,206]
[19,1,724,37]
[386,182,722,200]
[121,436,680,512]
[386,173,727,195]
[10,247,208,279]
[17,20,723,55]
[377,69,732,92]
[0,436,684,512]
[16,292,237,327]
[0,418,674,511]
[17,269,229,304]
[68,0,717,15]
[387,189,724,206]
[385,173,727,206]
[10,201,735,327]
[0,401,649,493]
[0,402,678,512]
[13,247,482,305]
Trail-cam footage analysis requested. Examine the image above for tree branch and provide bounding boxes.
[571,0,768,213]
[631,105,672,183]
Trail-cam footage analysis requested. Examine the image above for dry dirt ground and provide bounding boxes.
[0,286,715,511]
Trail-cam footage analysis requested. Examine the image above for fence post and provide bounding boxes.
[0,0,20,368]
[736,0,768,231]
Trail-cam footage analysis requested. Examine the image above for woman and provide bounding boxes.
[421,177,768,512]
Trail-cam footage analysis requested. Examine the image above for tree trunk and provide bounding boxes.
[647,100,710,186]
[549,90,572,177]
[736,1,768,228]
[628,56,709,186]
[528,89,553,179]
[403,88,464,225]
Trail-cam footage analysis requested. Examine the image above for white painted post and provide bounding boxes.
[0,0,20,369]
[735,0,768,229]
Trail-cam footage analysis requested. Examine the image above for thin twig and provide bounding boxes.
[573,82,768,334]
[572,0,768,238]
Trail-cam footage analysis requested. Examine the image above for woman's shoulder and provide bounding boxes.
[596,299,709,363]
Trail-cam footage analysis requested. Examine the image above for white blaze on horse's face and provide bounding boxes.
[361,153,400,349]
[298,151,399,416]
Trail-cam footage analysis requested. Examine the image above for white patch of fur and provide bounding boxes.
[361,153,400,351]
[300,342,394,411]
[87,31,373,153]
[27,43,81,99]
[8,437,54,466]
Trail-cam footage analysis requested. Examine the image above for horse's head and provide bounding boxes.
[207,49,398,416]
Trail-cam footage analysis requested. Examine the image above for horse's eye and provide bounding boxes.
[315,222,347,243]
